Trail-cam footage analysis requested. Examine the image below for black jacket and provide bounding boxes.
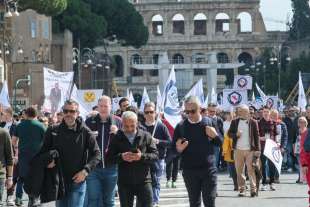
[173,117,223,170]
[24,150,65,203]
[106,129,158,185]
[85,114,122,167]
[42,119,101,190]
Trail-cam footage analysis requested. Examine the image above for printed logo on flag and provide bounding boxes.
[83,91,96,103]
[237,77,248,89]
[227,91,242,106]
[266,98,274,108]
[167,85,179,106]
[272,146,281,163]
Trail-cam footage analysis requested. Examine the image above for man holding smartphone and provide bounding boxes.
[106,111,158,207]
[174,96,222,207]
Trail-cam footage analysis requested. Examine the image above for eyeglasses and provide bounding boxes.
[63,109,77,114]
[184,109,197,115]
[144,111,155,115]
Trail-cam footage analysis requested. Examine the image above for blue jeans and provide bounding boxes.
[151,159,165,204]
[84,166,118,207]
[15,177,23,199]
[56,181,86,207]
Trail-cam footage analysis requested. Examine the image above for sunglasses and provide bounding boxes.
[144,111,155,115]
[63,109,77,114]
[184,109,197,114]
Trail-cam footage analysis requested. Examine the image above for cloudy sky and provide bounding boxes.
[260,0,292,31]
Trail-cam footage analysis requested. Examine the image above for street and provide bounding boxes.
[17,172,308,207]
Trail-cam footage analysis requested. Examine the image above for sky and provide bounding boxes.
[260,0,293,31]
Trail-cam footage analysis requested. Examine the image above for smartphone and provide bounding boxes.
[131,148,138,153]
[181,138,188,144]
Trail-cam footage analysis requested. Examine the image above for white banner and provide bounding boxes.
[266,96,279,109]
[234,75,253,90]
[76,89,103,112]
[263,139,283,174]
[112,97,124,113]
[223,89,248,109]
[42,67,74,114]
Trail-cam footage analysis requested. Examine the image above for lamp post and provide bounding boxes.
[269,45,291,97]
[13,75,31,112]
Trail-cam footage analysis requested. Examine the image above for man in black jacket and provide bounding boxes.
[174,96,222,207]
[106,111,158,207]
[84,96,122,207]
[43,100,101,207]
[142,102,171,206]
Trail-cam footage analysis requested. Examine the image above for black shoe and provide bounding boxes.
[251,192,257,197]
[274,179,280,184]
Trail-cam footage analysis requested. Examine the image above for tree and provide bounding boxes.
[19,0,68,16]
[289,0,310,40]
[53,0,106,48]
[53,0,149,48]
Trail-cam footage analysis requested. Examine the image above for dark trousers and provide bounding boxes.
[166,156,180,182]
[227,162,238,190]
[261,154,276,185]
[183,169,217,207]
[118,183,153,207]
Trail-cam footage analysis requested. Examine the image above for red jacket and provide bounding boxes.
[300,130,310,167]
[161,118,174,140]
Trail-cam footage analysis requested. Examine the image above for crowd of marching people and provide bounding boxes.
[0,95,309,207]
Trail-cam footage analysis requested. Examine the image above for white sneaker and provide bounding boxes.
[6,196,14,206]
[287,168,293,173]
[270,184,276,191]
[261,184,268,191]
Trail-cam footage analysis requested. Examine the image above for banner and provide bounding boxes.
[112,97,124,113]
[233,75,253,90]
[266,96,279,109]
[264,139,283,174]
[42,67,74,114]
[223,89,248,109]
[76,89,103,112]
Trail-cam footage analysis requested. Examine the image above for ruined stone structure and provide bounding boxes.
[95,0,288,101]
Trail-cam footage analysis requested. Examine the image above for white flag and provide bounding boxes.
[71,84,89,120]
[223,89,248,109]
[184,79,204,104]
[234,75,253,90]
[126,88,130,99]
[211,87,217,104]
[202,95,209,108]
[255,83,267,105]
[156,85,162,113]
[264,139,283,174]
[163,66,181,128]
[112,97,124,113]
[298,72,307,112]
[139,87,150,112]
[76,89,103,112]
[128,90,137,107]
[0,81,10,108]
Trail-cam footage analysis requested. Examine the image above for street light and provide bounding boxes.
[13,75,31,112]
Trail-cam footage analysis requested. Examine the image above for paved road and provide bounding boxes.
[8,172,309,207]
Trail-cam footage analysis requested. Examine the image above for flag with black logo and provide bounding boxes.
[233,75,253,90]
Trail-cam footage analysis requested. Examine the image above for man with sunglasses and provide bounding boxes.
[142,102,171,207]
[43,100,101,207]
[84,96,122,207]
[174,96,222,207]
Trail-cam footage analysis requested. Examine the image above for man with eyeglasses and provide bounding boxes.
[207,103,224,171]
[142,102,171,207]
[174,96,222,207]
[43,99,101,207]
[84,96,122,207]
